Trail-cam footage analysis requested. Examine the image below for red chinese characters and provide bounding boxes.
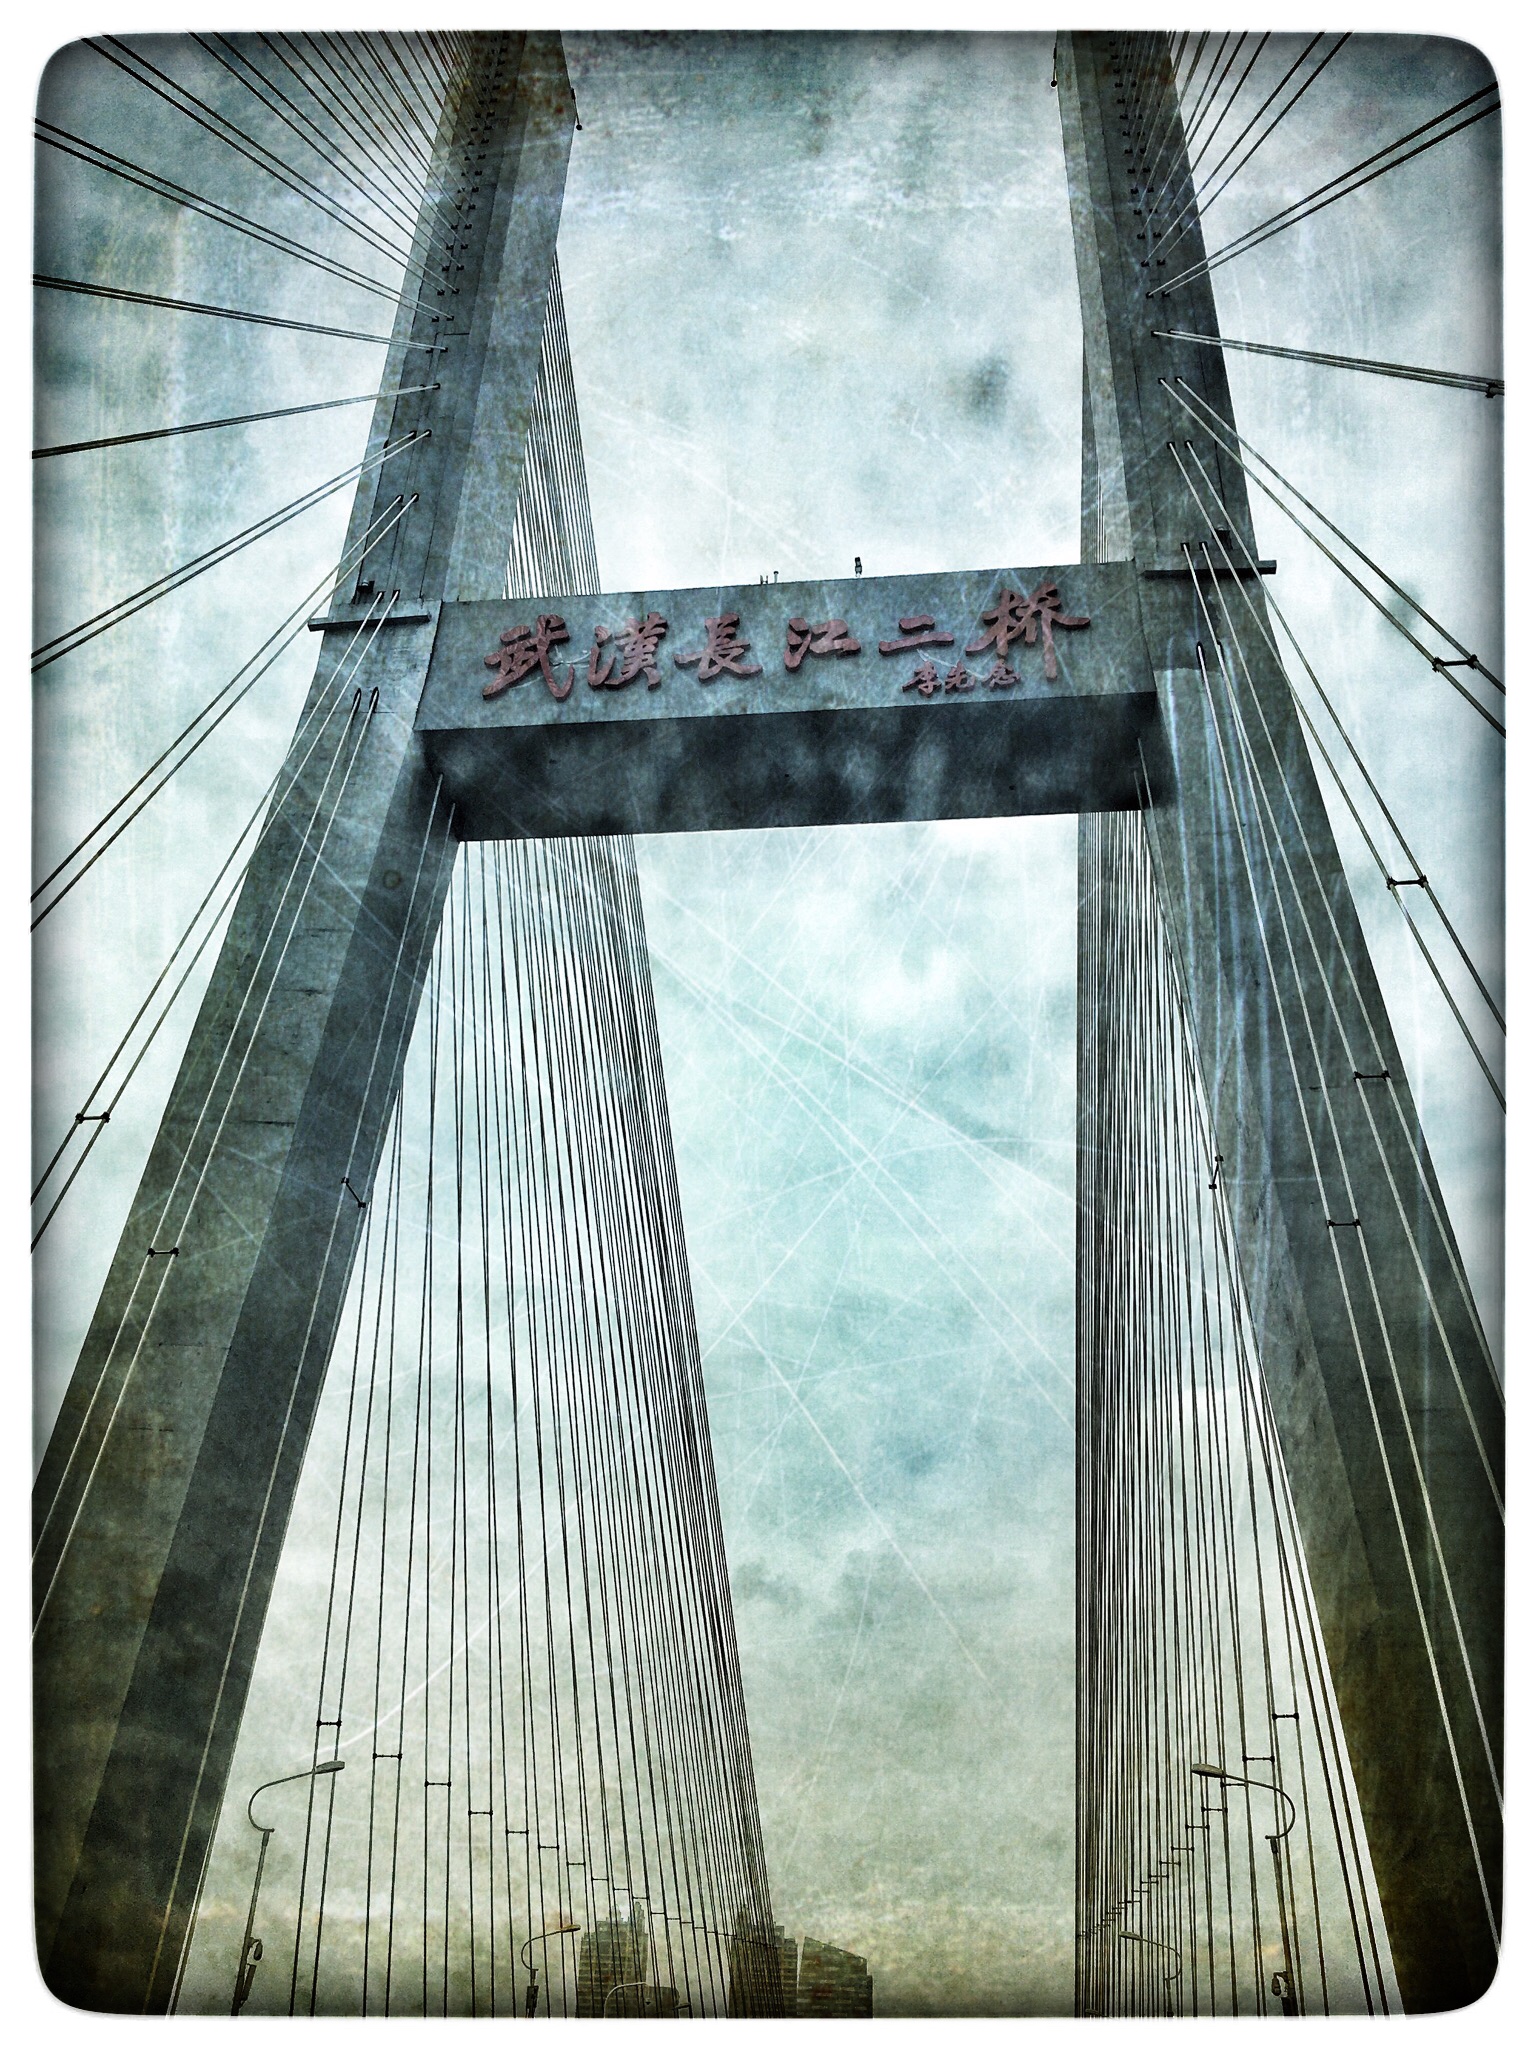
[878,614,956,656]
[483,615,573,701]
[673,613,762,683]
[586,612,669,690]
[966,580,1089,684]
[902,660,975,697]
[784,617,861,671]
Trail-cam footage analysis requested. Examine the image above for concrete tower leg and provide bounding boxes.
[32,33,577,2009]
[1062,31,1502,2011]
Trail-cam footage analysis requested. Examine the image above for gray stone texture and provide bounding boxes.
[1062,30,1502,2013]
[32,31,576,2010]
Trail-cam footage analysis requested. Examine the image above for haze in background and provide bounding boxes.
[35,32,1499,2016]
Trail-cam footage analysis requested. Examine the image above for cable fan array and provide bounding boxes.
[1076,810,1396,2017]
[507,258,600,605]
[1106,30,1499,306]
[1103,35,1503,723]
[1070,58,1503,1993]
[34,29,786,2015]
[33,32,598,1249]
[34,23,1505,2018]
[33,32,482,673]
[204,837,779,2018]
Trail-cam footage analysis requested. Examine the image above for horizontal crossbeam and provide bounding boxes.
[415,563,1166,837]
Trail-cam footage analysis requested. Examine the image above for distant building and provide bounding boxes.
[727,1909,790,2015]
[728,1917,872,2017]
[777,1926,800,2015]
[796,1937,873,2018]
[576,1910,658,2018]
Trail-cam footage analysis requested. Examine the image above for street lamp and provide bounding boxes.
[231,1760,344,2016]
[1192,1762,1300,2015]
[1120,1932,1181,1981]
[602,1977,654,2018]
[1120,1931,1181,2015]
[521,1922,581,2019]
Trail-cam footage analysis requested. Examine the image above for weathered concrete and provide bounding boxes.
[32,32,576,2010]
[33,24,1500,2021]
[1062,31,1502,2013]
[416,564,1162,835]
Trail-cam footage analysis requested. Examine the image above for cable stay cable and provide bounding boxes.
[1182,539,1506,1118]
[33,274,433,346]
[1179,617,1503,1893]
[35,121,420,307]
[191,33,434,244]
[32,604,382,949]
[382,30,462,146]
[1161,381,1504,726]
[255,826,783,2012]
[1149,33,1345,260]
[1158,443,1507,1386]
[199,31,446,247]
[1137,34,1274,246]
[1185,35,1270,178]
[86,37,424,274]
[303,33,435,183]
[32,496,414,922]
[30,609,394,1246]
[1172,438,1505,1036]
[34,384,438,460]
[1127,39,1198,213]
[1139,791,1390,2012]
[377,29,440,134]
[1124,34,1168,162]
[32,679,387,1604]
[1169,375,1503,686]
[187,46,464,293]
[1181,543,1504,1115]
[1135,56,1208,257]
[1072,152,1421,1980]
[32,627,370,1209]
[254,31,439,213]
[1145,35,1346,264]
[1153,82,1500,295]
[1155,328,1501,397]
[324,31,432,169]
[1180,596,1511,1770]
[1180,33,1242,160]
[33,494,407,897]
[204,28,467,281]
[1075,778,1390,2014]
[31,429,426,671]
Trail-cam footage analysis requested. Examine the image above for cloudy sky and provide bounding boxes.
[32,26,1501,2020]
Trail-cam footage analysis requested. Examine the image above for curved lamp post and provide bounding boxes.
[603,1976,655,2018]
[521,1923,581,2019]
[1120,1931,1181,1979]
[230,1760,344,2016]
[1193,1761,1300,2016]
[1121,1931,1181,2016]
